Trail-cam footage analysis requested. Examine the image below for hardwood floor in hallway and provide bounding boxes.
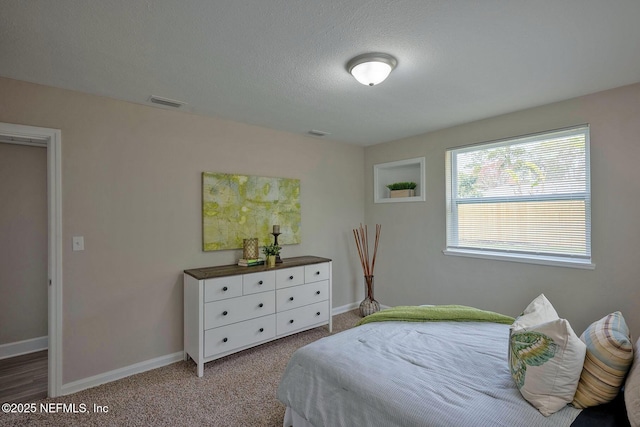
[0,350,47,403]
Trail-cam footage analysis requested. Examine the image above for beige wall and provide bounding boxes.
[0,77,365,383]
[3,73,638,387]
[365,82,640,338]
[0,143,48,344]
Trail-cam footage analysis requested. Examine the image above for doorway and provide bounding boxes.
[0,142,47,401]
[0,122,62,398]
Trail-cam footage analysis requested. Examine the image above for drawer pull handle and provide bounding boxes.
[289,319,294,324]
[223,337,228,343]
[222,311,228,316]
[315,271,320,275]
[289,297,294,301]
[222,286,228,291]
[316,291,321,295]
[258,303,264,308]
[289,275,294,280]
[258,280,263,285]
[259,328,264,333]
[316,311,321,316]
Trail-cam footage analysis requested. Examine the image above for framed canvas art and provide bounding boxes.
[202,172,301,251]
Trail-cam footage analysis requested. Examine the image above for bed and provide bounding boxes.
[277,304,636,427]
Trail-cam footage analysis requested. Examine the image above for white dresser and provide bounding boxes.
[184,256,332,377]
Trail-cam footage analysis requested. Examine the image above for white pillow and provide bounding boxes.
[626,338,640,427]
[509,295,586,416]
[512,294,559,329]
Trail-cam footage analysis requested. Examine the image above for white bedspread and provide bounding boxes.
[277,321,581,427]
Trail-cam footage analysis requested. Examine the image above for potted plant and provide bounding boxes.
[386,182,417,198]
[262,243,281,267]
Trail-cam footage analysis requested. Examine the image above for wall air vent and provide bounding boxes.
[148,95,186,109]
[308,130,330,137]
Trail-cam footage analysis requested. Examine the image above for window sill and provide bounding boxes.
[442,249,595,270]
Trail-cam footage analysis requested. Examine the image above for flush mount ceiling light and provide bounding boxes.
[346,53,397,86]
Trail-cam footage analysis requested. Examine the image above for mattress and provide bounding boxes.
[277,321,583,427]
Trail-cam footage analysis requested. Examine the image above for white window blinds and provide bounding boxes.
[445,125,592,267]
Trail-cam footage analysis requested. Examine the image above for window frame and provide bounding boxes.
[444,125,594,269]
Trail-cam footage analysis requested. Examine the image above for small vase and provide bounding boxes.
[266,255,276,267]
[359,275,380,317]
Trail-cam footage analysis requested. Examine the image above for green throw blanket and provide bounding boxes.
[356,305,515,326]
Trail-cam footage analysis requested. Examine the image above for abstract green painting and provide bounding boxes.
[202,172,301,251]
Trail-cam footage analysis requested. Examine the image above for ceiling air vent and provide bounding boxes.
[308,130,330,137]
[148,95,186,109]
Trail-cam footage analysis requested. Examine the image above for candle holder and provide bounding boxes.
[271,232,283,263]
[242,238,259,260]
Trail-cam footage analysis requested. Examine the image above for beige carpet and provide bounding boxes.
[1,309,361,427]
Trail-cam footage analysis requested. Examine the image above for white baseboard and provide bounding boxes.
[333,302,391,315]
[0,336,48,360]
[332,302,359,314]
[60,351,184,396]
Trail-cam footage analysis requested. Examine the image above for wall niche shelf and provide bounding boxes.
[374,157,425,203]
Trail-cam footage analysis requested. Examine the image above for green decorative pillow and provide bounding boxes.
[625,338,640,427]
[509,295,586,416]
[572,311,634,409]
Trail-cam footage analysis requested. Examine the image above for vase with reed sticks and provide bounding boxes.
[360,274,379,316]
[353,224,382,317]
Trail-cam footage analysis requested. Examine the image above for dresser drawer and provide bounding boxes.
[276,301,329,336]
[304,263,329,283]
[204,292,275,329]
[276,266,305,289]
[243,270,275,295]
[276,280,328,312]
[204,315,276,358]
[204,276,243,302]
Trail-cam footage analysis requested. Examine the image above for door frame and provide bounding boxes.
[0,122,62,397]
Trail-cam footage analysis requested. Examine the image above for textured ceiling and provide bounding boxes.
[1,0,640,146]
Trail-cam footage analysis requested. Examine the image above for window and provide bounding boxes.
[445,125,592,268]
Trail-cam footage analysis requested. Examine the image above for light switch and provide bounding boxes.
[72,236,85,251]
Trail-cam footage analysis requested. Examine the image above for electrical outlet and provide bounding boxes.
[72,236,84,251]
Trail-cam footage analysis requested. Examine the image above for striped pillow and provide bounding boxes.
[572,311,634,409]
